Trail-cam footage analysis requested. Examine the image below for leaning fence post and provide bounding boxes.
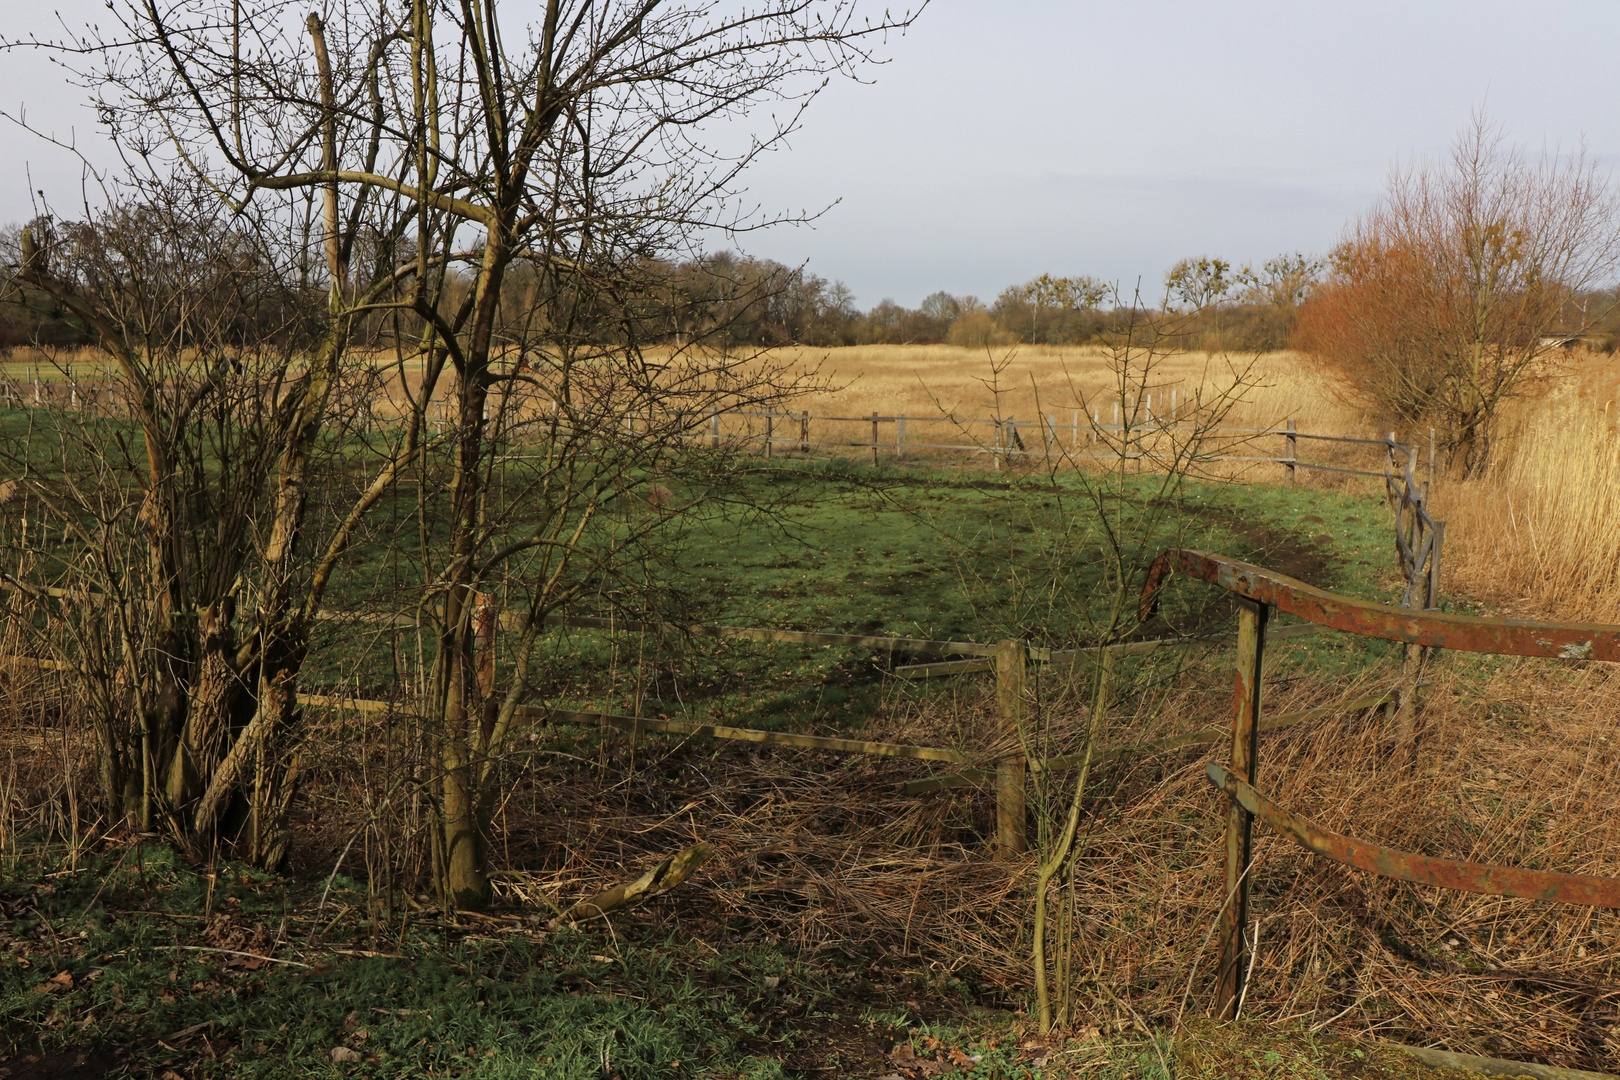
[1217,597,1269,1019]
[1284,419,1297,486]
[995,639,1028,858]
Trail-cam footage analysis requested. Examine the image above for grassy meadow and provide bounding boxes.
[4,342,1620,1078]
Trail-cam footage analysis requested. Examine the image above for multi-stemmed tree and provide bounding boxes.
[4,0,921,903]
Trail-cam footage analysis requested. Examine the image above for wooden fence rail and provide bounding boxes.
[0,373,1435,487]
[708,406,1437,485]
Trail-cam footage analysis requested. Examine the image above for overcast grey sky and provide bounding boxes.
[5,1,1620,307]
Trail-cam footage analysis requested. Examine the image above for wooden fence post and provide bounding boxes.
[474,591,498,744]
[995,639,1028,858]
[1428,520,1444,608]
[871,411,880,466]
[710,407,720,448]
[1284,419,1297,486]
[1394,443,1426,753]
[1216,597,1269,1019]
[800,410,810,454]
[764,412,773,460]
[896,415,907,459]
[1427,428,1436,499]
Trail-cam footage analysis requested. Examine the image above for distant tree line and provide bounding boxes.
[0,221,1324,356]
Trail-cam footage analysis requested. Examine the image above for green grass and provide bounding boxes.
[1,841,1096,1079]
[0,838,1221,1078]
[441,458,1416,730]
[5,415,1422,732]
[1,843,786,1078]
[1175,1017,1486,1079]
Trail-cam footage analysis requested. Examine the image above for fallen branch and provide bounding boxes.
[550,841,714,929]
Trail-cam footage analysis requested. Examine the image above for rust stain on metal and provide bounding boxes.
[1142,549,1620,660]
[1206,764,1620,909]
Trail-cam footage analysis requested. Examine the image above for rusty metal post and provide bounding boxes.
[1284,419,1297,486]
[995,639,1028,858]
[1216,597,1269,1019]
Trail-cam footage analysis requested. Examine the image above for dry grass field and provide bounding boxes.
[768,342,1620,628]
[11,338,1620,623]
[764,343,1356,434]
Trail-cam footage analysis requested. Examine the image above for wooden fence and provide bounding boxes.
[698,405,1440,484]
[0,370,1437,488]
[1,592,1351,862]
[1140,548,1620,1023]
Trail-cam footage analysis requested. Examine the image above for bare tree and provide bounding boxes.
[7,0,922,902]
[1164,256,1231,313]
[1,179,366,866]
[1294,111,1620,475]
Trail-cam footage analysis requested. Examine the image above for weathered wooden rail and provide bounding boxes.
[714,405,1435,484]
[1139,548,1620,1022]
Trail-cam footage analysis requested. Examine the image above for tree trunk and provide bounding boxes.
[439,751,489,909]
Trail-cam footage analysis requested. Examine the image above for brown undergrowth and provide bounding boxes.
[251,652,1620,1072]
[3,646,1619,1073]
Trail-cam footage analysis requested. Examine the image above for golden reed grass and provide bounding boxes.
[1436,355,1620,623]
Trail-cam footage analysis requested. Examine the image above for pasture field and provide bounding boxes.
[4,345,1620,1078]
[293,456,1405,738]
